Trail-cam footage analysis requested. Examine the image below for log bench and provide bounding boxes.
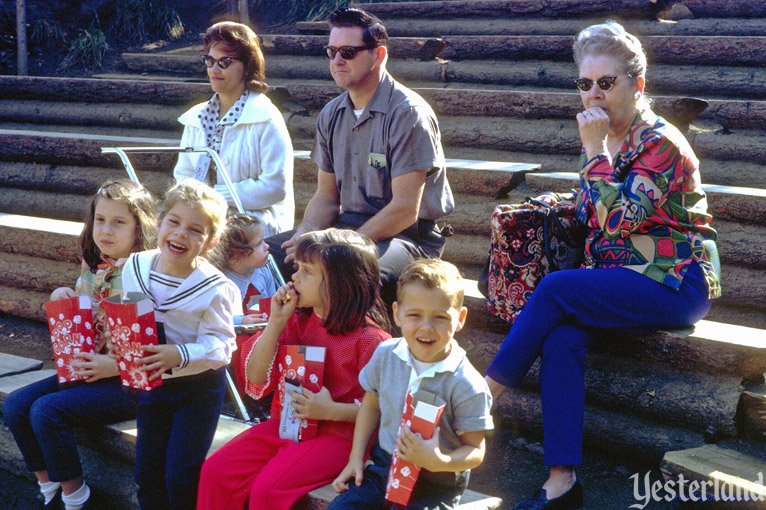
[0,365,502,510]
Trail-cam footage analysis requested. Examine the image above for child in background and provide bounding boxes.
[209,213,277,322]
[3,180,157,510]
[120,180,242,510]
[197,228,391,510]
[330,259,494,510]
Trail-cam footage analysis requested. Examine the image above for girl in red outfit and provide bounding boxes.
[197,228,391,510]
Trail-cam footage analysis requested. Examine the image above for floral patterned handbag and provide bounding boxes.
[481,199,586,323]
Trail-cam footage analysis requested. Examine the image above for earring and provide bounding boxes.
[633,91,641,101]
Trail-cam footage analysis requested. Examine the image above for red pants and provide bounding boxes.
[197,419,352,510]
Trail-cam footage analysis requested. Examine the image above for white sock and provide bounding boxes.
[38,480,60,504]
[62,482,90,510]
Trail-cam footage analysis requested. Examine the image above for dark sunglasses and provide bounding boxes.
[573,75,629,92]
[202,55,242,69]
[323,45,376,60]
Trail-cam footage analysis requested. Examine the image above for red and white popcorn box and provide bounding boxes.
[275,345,326,442]
[385,390,447,506]
[44,296,96,384]
[102,293,162,391]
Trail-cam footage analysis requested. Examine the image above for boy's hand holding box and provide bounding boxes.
[45,296,96,384]
[102,292,162,391]
[385,390,447,506]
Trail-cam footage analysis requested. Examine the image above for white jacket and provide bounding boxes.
[121,250,243,379]
[174,92,295,237]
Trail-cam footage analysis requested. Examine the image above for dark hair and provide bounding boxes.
[328,7,388,49]
[295,228,390,335]
[209,214,263,271]
[80,180,158,272]
[203,21,268,93]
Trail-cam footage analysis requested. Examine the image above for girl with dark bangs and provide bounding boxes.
[3,180,157,510]
[198,229,391,510]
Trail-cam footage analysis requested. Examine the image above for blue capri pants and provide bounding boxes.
[2,375,139,481]
[486,261,712,466]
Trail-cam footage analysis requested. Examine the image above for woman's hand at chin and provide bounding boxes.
[577,107,610,159]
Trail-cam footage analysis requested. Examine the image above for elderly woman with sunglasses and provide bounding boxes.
[174,21,294,237]
[485,20,721,510]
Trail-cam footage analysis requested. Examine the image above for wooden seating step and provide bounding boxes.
[355,0,766,20]
[0,353,43,378]
[114,52,766,101]
[307,483,502,510]
[0,367,501,509]
[660,443,766,507]
[296,17,766,37]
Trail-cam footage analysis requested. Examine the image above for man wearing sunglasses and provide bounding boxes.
[270,6,454,305]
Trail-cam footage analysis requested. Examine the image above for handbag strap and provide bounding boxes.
[526,198,582,248]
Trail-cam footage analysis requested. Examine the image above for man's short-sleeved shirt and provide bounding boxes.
[311,72,454,221]
[359,337,494,456]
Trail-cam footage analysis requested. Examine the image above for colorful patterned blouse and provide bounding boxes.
[75,256,127,353]
[573,109,721,299]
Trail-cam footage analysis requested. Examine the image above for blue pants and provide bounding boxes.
[327,441,468,510]
[2,375,139,481]
[486,262,712,466]
[134,368,225,510]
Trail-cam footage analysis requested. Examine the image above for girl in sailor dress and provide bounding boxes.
[120,180,242,510]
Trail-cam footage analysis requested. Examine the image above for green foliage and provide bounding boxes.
[99,0,185,43]
[58,24,109,71]
[30,18,66,50]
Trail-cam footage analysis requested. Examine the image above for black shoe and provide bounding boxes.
[81,489,110,510]
[39,488,62,510]
[513,481,583,510]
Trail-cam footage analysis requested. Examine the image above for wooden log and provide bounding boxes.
[0,285,47,321]
[682,0,766,18]
[0,76,211,105]
[661,444,766,509]
[0,163,173,197]
[0,252,78,293]
[600,320,766,381]
[0,130,177,169]
[0,216,81,262]
[0,100,182,131]
[440,60,766,100]
[497,388,705,465]
[298,17,766,37]
[439,35,766,67]
[355,0,657,20]
[517,355,741,437]
[440,35,573,61]
[260,34,447,61]
[739,391,766,441]
[297,16,766,37]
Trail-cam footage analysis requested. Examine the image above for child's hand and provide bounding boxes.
[138,344,182,380]
[396,425,447,472]
[106,340,121,360]
[50,287,76,301]
[332,459,365,493]
[242,313,267,325]
[72,352,119,382]
[269,283,297,322]
[290,386,334,421]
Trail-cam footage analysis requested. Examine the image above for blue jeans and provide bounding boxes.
[134,368,225,510]
[486,261,713,465]
[2,374,139,481]
[327,441,468,510]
